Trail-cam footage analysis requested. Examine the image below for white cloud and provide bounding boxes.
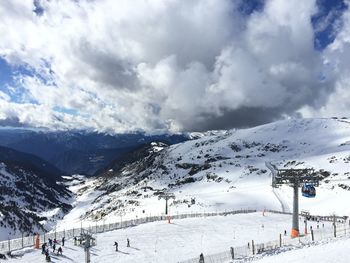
[0,0,347,132]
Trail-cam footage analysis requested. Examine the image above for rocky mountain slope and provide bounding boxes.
[0,148,72,240]
[56,118,350,229]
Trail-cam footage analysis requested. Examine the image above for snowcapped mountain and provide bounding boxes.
[0,147,72,240]
[56,118,350,228]
[0,129,188,176]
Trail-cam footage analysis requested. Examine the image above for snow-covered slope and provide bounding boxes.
[57,118,350,228]
[4,212,338,263]
[0,161,72,240]
[4,212,348,263]
[254,238,350,263]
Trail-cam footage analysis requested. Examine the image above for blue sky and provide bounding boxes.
[0,0,349,133]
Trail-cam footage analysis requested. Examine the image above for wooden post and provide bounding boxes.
[22,232,24,248]
[311,229,314,241]
[252,240,255,255]
[8,238,10,253]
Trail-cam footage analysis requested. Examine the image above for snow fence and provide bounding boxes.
[178,220,350,263]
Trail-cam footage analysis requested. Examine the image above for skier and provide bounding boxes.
[199,253,205,263]
[45,250,51,262]
[57,247,63,255]
[48,238,52,247]
[53,238,57,245]
[114,241,118,252]
[62,237,65,246]
[284,230,287,236]
[74,236,77,245]
[41,243,47,254]
[127,238,130,247]
[53,243,56,253]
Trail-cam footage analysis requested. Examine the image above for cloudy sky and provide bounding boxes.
[0,0,349,133]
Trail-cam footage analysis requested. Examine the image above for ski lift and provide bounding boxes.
[301,184,316,198]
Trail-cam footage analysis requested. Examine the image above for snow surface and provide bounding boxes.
[253,238,350,263]
[5,212,338,263]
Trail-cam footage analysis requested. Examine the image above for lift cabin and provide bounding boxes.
[301,184,316,198]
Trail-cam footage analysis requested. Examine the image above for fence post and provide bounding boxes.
[22,232,24,248]
[311,229,314,241]
[73,227,75,237]
[230,247,234,259]
[279,233,282,247]
[252,240,255,255]
[334,224,336,238]
[8,238,10,253]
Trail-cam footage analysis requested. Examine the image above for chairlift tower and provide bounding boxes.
[158,193,175,215]
[273,168,323,237]
[80,230,96,263]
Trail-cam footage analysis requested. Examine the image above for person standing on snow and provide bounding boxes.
[41,243,47,254]
[52,243,56,253]
[127,238,130,247]
[62,237,65,246]
[114,242,118,252]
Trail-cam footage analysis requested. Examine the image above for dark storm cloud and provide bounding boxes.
[0,116,27,127]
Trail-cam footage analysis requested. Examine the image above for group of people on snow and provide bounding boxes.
[41,237,65,262]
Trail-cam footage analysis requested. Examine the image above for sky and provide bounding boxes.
[0,0,349,134]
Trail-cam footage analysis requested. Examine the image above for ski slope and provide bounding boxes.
[5,212,336,263]
[55,118,350,230]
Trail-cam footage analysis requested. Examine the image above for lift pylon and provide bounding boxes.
[272,167,323,238]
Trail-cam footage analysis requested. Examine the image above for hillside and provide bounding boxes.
[56,118,350,228]
[0,129,188,175]
[0,148,72,240]
[0,145,65,181]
